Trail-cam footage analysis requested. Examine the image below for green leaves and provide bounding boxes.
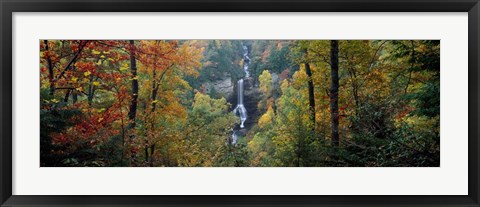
[40,40,440,167]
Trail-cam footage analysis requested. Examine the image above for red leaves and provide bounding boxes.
[279,69,290,81]
[70,42,79,51]
[75,62,96,75]
[42,40,203,163]
[396,105,413,119]
[51,104,123,146]
[339,103,349,111]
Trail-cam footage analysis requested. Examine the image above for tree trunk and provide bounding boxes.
[151,69,159,112]
[404,40,415,94]
[63,89,71,103]
[144,67,160,166]
[347,67,360,116]
[72,92,78,104]
[149,144,155,167]
[71,60,78,104]
[119,105,126,167]
[144,147,149,163]
[44,40,55,96]
[87,76,96,106]
[305,62,316,130]
[128,40,139,130]
[330,40,340,146]
[56,41,88,81]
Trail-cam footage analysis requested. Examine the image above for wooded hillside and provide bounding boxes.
[40,40,440,167]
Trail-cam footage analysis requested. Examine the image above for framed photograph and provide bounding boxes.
[1,0,479,206]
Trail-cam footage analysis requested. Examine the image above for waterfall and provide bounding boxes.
[243,44,250,77]
[233,79,247,128]
[231,131,238,145]
[231,42,250,145]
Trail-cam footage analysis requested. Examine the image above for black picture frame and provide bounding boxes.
[1,0,479,206]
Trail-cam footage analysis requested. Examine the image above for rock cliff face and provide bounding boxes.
[204,76,235,99]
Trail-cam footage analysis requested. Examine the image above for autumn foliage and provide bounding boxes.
[40,40,440,167]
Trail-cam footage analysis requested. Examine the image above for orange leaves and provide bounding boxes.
[75,62,97,75]
[279,69,290,81]
[277,42,283,49]
[135,40,202,80]
[41,40,207,166]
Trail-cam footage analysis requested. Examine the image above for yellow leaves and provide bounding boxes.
[119,63,129,71]
[97,117,104,123]
[417,44,427,53]
[395,115,440,137]
[84,71,91,77]
[280,79,289,93]
[192,92,229,113]
[76,86,83,92]
[258,106,275,129]
[259,70,273,96]
[266,97,275,109]
[131,76,138,80]
[43,99,60,104]
[171,76,192,90]
[93,81,100,86]
[291,69,307,90]
[164,101,187,119]
[92,50,108,58]
[71,77,78,83]
[152,100,159,104]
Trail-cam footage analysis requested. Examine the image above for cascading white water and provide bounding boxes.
[233,79,247,128]
[231,42,250,145]
[242,44,250,78]
[231,131,238,145]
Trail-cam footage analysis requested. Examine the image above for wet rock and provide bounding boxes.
[236,129,248,137]
[243,77,255,90]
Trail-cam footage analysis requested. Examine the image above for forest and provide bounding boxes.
[40,40,440,167]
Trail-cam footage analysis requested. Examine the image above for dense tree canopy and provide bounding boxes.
[40,40,440,167]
